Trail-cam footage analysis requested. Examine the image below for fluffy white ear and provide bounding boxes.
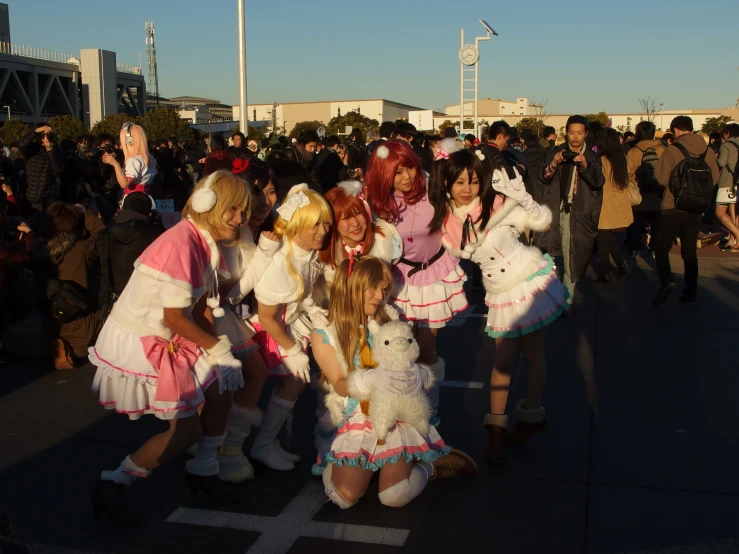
[367,319,381,334]
[286,183,309,196]
[338,180,363,197]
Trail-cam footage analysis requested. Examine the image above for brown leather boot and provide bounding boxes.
[430,449,478,479]
[52,338,75,370]
[503,399,546,444]
[484,414,508,465]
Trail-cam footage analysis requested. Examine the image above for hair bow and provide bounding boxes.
[434,150,450,161]
[276,191,310,222]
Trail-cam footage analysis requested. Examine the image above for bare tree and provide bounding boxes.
[638,94,659,123]
[531,96,549,123]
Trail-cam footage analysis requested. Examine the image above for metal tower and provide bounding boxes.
[145,21,159,107]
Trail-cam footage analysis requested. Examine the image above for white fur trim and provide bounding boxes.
[346,370,372,400]
[207,335,232,358]
[367,319,381,335]
[191,187,217,213]
[513,399,546,424]
[526,204,552,232]
[337,180,363,197]
[368,218,401,263]
[376,145,389,159]
[484,414,509,428]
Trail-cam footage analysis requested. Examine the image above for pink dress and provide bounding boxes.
[390,193,468,328]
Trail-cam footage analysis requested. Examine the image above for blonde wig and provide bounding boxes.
[182,170,252,242]
[119,123,156,169]
[329,256,392,372]
[273,188,332,301]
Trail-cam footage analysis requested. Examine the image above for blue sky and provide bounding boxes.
[8,0,738,114]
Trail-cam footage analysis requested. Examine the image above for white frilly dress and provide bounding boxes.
[214,225,280,357]
[312,323,450,475]
[443,169,568,338]
[249,241,321,376]
[89,219,226,420]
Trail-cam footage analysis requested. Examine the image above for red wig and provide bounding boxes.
[364,140,425,223]
[319,186,382,268]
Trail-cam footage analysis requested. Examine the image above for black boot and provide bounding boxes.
[91,479,142,526]
[185,472,239,504]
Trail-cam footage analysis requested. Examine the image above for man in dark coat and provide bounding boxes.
[537,115,605,314]
[315,135,344,191]
[18,125,65,212]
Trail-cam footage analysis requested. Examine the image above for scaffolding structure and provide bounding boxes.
[145,20,159,107]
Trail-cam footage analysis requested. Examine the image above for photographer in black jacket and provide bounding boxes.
[18,125,65,213]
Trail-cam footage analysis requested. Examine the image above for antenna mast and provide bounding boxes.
[145,21,160,107]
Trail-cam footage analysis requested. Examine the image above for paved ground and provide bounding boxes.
[2,249,739,554]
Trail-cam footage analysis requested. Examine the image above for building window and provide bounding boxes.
[338,107,341,117]
[253,109,256,122]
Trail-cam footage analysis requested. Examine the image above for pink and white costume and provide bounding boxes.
[390,194,468,328]
[443,169,568,338]
[90,219,225,420]
[250,242,321,376]
[215,225,281,357]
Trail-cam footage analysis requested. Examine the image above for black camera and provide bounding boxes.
[562,151,579,163]
[45,133,57,145]
[100,144,115,155]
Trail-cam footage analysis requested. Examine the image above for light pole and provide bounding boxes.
[2,105,9,119]
[237,0,248,135]
[659,103,664,130]
[459,19,497,138]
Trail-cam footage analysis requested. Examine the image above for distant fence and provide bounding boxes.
[0,42,77,65]
[117,62,143,76]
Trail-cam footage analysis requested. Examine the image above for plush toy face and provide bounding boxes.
[371,320,420,367]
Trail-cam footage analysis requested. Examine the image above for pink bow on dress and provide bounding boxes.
[141,335,201,403]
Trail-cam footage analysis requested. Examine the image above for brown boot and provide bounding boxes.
[484,414,508,465]
[52,338,75,370]
[430,449,478,480]
[503,399,546,444]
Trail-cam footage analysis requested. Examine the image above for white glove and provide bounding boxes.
[382,304,400,321]
[302,297,329,330]
[206,336,244,394]
[281,342,311,383]
[347,366,415,399]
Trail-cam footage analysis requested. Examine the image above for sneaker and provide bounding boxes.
[652,282,677,307]
[430,449,477,480]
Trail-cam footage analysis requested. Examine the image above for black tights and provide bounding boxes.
[597,230,625,277]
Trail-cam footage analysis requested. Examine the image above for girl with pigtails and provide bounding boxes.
[247,184,333,471]
[311,256,476,510]
[427,140,569,466]
[89,170,250,524]
[364,140,469,418]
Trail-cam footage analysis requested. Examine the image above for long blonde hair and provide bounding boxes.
[182,170,252,242]
[329,256,392,372]
[273,188,332,301]
[120,123,156,169]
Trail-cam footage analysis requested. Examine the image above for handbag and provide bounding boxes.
[48,279,92,323]
[627,183,642,207]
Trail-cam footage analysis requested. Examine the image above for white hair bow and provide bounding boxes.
[276,190,310,221]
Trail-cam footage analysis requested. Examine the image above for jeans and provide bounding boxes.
[653,210,701,296]
[626,211,661,252]
[560,210,575,305]
[596,230,625,277]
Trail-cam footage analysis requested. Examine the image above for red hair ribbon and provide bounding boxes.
[345,243,364,277]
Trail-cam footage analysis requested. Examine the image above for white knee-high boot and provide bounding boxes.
[427,357,445,417]
[185,435,224,477]
[250,394,296,471]
[218,406,262,483]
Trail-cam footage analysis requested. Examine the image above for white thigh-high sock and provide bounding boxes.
[223,405,262,449]
[185,435,224,477]
[378,463,430,508]
[100,455,151,486]
[322,464,358,510]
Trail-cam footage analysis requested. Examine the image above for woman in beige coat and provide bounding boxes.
[596,128,638,283]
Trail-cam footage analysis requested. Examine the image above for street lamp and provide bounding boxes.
[659,103,664,131]
[237,0,248,135]
[459,19,498,138]
[2,105,9,119]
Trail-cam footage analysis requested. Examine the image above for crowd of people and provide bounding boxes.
[0,112,732,527]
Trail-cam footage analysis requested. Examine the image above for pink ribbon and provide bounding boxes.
[434,150,450,161]
[140,335,201,403]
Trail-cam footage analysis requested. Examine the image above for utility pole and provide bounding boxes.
[237,0,248,136]
[145,21,160,107]
[272,101,278,134]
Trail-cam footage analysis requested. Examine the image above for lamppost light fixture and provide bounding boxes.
[479,19,498,36]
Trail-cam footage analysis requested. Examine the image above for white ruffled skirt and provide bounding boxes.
[214,307,259,357]
[89,317,217,421]
[390,265,468,329]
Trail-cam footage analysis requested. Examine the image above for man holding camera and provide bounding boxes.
[537,115,605,314]
[18,125,65,213]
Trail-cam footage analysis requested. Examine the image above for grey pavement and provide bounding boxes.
[1,250,738,554]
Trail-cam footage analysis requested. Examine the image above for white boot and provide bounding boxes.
[276,443,300,463]
[185,435,224,477]
[427,357,446,417]
[250,395,296,471]
[218,406,262,484]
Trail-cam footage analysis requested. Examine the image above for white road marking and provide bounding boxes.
[440,380,484,389]
[166,481,410,553]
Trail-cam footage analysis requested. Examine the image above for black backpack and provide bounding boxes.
[636,146,661,194]
[669,143,715,214]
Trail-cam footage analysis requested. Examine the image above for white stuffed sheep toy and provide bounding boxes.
[362,319,435,441]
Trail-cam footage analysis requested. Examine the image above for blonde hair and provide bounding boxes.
[273,188,332,301]
[120,123,155,169]
[182,170,252,241]
[329,256,392,372]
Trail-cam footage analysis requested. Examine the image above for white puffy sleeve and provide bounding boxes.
[254,249,299,306]
[228,233,282,304]
[492,168,551,231]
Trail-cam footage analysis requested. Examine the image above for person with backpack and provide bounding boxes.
[625,121,665,258]
[715,123,739,251]
[653,116,719,306]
